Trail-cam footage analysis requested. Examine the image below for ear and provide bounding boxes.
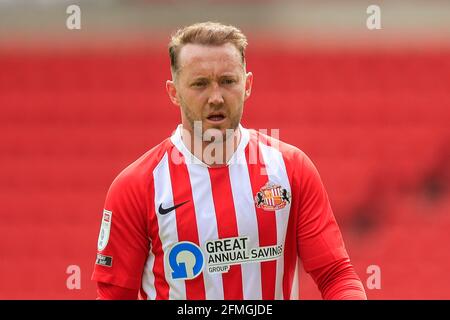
[244,72,253,101]
[166,80,180,106]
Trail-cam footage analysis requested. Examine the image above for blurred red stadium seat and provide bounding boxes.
[1,46,449,299]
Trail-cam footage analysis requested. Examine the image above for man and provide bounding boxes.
[92,21,367,300]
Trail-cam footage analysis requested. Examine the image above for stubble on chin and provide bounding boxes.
[181,101,243,143]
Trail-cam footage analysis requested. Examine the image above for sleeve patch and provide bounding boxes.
[97,209,112,251]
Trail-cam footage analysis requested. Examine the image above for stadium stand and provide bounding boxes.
[0,45,449,299]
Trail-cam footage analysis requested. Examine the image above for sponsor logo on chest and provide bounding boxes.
[166,236,284,280]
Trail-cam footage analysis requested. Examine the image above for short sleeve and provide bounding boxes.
[91,169,150,290]
[295,152,349,272]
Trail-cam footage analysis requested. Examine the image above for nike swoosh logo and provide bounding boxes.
[158,200,189,215]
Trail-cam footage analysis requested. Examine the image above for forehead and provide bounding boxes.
[177,43,243,77]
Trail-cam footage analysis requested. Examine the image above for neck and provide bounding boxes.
[181,125,241,167]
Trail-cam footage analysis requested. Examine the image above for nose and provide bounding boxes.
[207,83,224,105]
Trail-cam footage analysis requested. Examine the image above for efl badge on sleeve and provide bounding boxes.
[255,182,291,211]
[97,209,112,251]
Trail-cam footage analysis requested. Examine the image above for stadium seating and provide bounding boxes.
[0,46,449,299]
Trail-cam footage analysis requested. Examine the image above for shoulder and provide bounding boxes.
[246,128,322,191]
[247,128,310,167]
[107,137,174,196]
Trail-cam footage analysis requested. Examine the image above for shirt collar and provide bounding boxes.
[170,123,250,167]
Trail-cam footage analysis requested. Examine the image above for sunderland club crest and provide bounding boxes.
[254,182,291,211]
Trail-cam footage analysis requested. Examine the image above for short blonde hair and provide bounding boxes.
[169,21,248,76]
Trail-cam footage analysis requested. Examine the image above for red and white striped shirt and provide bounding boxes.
[92,125,351,300]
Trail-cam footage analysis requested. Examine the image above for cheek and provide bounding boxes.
[232,84,246,98]
[180,91,207,114]
[230,88,246,106]
[183,89,207,104]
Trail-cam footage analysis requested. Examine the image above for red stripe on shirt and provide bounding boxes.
[262,132,300,299]
[168,149,206,299]
[280,150,298,300]
[208,167,244,300]
[139,289,148,300]
[246,132,277,300]
[148,177,170,300]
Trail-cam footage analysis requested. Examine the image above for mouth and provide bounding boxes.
[206,111,227,123]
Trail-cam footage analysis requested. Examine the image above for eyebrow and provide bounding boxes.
[189,77,209,84]
[191,74,238,80]
[191,76,209,81]
[220,74,238,78]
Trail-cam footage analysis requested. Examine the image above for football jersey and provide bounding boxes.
[92,124,349,300]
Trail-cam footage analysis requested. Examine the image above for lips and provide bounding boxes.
[206,111,226,122]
